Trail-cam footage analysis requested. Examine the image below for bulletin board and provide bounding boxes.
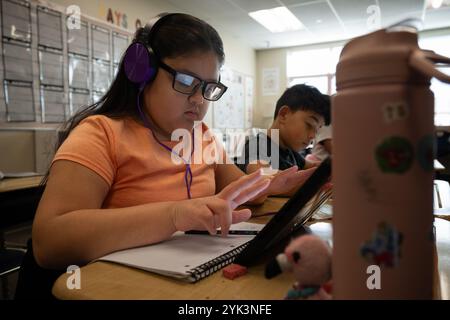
[0,0,132,125]
[212,66,254,129]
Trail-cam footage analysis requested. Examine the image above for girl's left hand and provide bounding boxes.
[265,166,317,196]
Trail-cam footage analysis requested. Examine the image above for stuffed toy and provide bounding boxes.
[265,234,333,300]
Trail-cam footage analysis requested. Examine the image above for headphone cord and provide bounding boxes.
[136,85,194,199]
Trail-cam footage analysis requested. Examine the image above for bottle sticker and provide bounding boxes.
[375,136,414,174]
[382,102,409,123]
[360,222,403,267]
[417,135,435,172]
[357,170,377,202]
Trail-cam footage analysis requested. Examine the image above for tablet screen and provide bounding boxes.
[234,156,332,266]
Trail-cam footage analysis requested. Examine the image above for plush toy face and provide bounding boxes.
[285,234,332,286]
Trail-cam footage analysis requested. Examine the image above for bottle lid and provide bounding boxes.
[336,19,430,89]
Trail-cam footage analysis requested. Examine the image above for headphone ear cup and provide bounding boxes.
[147,51,159,83]
[123,42,157,84]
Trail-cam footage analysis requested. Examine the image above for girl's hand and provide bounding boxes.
[171,170,270,236]
[265,166,317,196]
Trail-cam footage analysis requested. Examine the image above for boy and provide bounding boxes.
[309,95,332,161]
[310,125,332,161]
[235,84,330,174]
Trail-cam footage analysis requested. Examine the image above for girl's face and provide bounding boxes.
[143,51,220,139]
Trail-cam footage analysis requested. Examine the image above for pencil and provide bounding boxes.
[185,230,259,235]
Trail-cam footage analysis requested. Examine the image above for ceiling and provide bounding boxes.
[164,0,450,49]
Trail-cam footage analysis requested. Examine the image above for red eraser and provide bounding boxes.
[322,281,333,294]
[222,263,247,280]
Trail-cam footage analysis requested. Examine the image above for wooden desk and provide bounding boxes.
[52,200,450,300]
[0,176,43,193]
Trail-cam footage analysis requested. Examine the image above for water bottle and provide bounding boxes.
[332,21,450,299]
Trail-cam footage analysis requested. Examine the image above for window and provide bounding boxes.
[287,46,342,95]
[288,75,328,93]
[419,35,450,126]
[287,34,450,125]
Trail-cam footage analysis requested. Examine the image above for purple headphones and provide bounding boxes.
[123,13,179,87]
[123,13,195,199]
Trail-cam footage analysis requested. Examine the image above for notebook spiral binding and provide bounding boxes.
[187,242,249,282]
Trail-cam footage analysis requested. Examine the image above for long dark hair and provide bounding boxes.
[42,13,224,184]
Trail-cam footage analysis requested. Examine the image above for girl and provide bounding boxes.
[32,13,315,269]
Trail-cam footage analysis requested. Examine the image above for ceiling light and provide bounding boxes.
[249,6,304,33]
[426,0,450,8]
[431,0,443,8]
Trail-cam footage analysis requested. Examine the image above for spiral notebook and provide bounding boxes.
[97,222,262,282]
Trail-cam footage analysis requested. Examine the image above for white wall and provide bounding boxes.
[254,48,287,129]
[48,0,255,76]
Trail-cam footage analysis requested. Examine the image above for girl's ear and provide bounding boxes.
[277,105,291,124]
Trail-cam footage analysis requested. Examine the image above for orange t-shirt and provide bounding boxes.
[53,115,223,208]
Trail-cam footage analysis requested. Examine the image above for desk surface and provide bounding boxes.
[52,200,450,300]
[0,176,43,193]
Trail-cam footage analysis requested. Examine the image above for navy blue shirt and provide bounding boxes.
[235,133,306,172]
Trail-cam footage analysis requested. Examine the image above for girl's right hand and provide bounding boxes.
[171,169,270,236]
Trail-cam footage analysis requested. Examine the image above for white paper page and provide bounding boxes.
[313,203,333,220]
[228,221,265,232]
[99,231,255,278]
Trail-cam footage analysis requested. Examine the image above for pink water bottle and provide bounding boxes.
[332,22,450,299]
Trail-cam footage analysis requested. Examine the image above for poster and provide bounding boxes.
[262,68,279,96]
[213,67,245,129]
[245,76,254,129]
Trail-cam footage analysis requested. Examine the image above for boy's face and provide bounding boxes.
[279,108,324,152]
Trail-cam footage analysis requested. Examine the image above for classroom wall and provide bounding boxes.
[47,0,177,32]
[48,0,256,76]
[0,130,35,172]
[254,34,354,129]
[0,0,256,173]
[254,48,287,129]
[0,129,58,173]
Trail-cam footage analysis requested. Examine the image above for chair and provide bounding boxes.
[434,179,450,216]
[436,130,450,158]
[435,131,450,182]
[0,247,25,299]
[14,239,65,300]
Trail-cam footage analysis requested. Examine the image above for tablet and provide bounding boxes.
[234,156,332,266]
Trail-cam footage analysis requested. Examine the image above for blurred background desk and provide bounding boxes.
[0,176,43,193]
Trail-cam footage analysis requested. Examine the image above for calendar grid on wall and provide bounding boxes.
[0,0,132,127]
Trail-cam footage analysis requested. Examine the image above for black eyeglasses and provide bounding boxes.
[159,61,228,101]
